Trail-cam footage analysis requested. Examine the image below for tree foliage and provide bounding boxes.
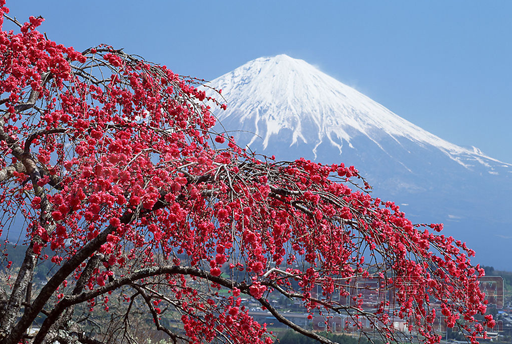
[0,3,494,344]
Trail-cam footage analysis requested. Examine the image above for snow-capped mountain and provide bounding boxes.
[210,55,508,171]
[205,55,512,269]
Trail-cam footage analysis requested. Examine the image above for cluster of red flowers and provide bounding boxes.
[0,2,494,343]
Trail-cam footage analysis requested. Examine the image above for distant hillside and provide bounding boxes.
[1,243,55,282]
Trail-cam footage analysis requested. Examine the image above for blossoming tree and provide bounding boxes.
[0,3,494,344]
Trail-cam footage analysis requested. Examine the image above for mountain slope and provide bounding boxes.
[205,55,512,270]
[209,55,510,173]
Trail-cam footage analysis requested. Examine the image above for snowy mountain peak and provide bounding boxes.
[203,55,512,270]
[206,55,509,169]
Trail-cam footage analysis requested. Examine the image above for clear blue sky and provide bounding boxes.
[6,1,512,163]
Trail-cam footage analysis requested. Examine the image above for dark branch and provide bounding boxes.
[37,265,337,344]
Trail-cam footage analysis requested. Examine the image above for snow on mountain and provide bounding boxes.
[207,54,510,173]
[203,55,512,270]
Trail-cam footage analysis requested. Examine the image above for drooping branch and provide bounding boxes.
[130,285,188,344]
[35,264,339,344]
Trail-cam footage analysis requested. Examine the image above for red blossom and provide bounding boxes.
[210,267,221,277]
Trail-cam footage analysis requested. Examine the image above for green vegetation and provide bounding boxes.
[1,243,54,282]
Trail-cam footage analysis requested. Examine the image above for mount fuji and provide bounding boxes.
[205,55,512,270]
